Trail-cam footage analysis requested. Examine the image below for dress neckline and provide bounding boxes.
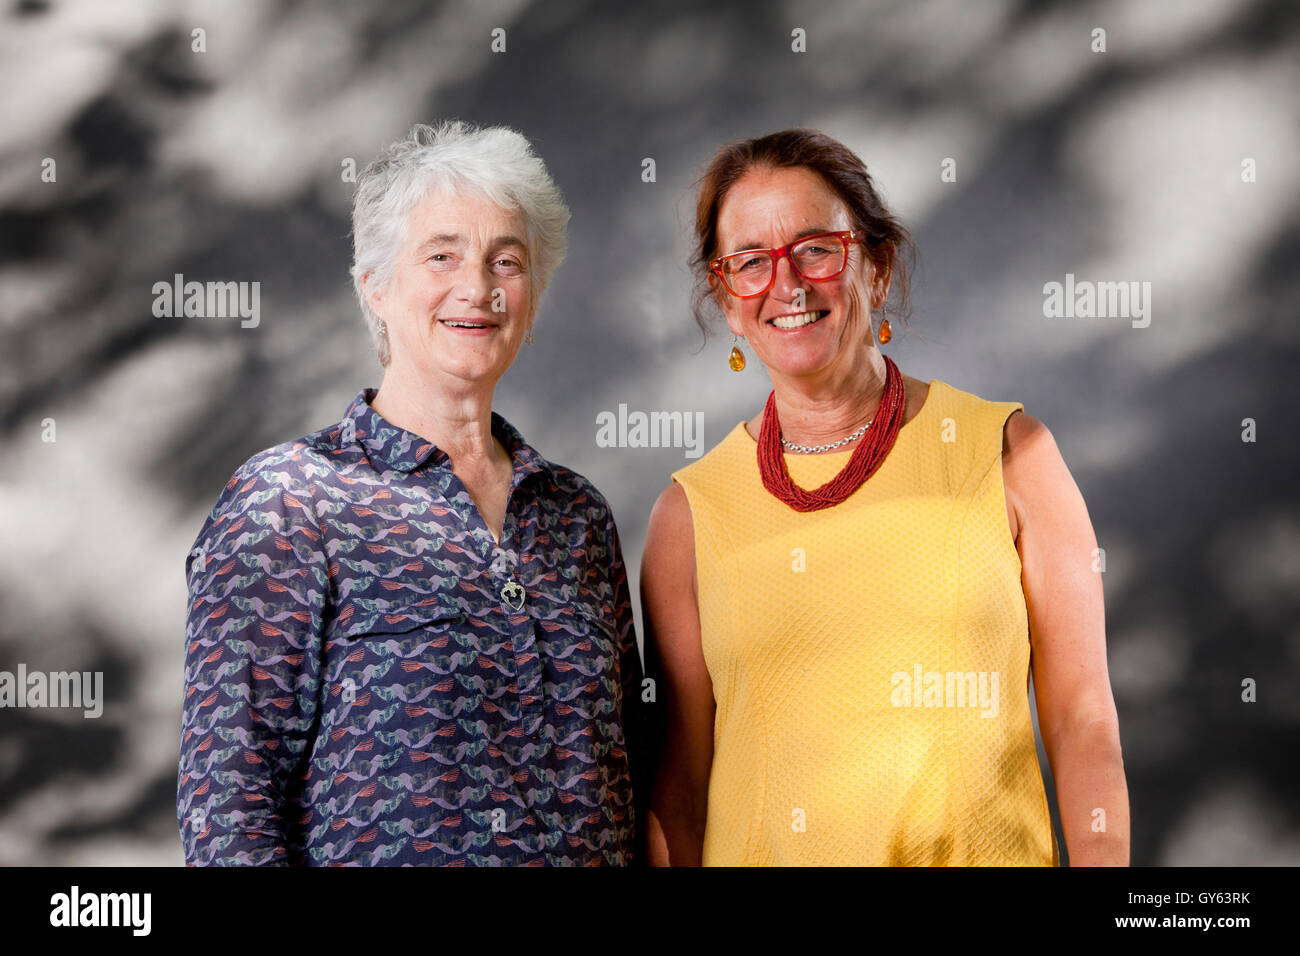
[737,379,941,458]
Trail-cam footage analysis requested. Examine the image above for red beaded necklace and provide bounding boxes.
[757,354,906,512]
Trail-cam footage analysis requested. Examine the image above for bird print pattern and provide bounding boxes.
[177,388,641,865]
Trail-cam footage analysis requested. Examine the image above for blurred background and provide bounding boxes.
[0,0,1297,866]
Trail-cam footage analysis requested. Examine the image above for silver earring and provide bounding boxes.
[525,328,535,346]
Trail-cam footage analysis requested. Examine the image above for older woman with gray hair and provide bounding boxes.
[177,121,641,866]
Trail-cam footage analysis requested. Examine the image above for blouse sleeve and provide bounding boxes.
[177,460,328,865]
[603,507,646,863]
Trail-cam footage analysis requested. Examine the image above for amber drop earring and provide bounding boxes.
[729,335,746,371]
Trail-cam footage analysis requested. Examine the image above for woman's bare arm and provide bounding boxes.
[1004,410,1130,866]
[640,481,716,866]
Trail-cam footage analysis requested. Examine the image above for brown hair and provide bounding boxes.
[689,128,918,340]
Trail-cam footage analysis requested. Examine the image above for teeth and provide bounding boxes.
[771,310,826,330]
[443,321,488,328]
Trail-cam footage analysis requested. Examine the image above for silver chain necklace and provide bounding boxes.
[781,417,873,455]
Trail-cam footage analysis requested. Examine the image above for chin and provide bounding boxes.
[764,345,836,377]
[416,353,496,384]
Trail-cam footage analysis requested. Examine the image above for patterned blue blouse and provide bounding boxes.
[177,388,642,865]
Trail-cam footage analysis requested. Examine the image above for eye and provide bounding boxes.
[426,252,457,269]
[729,255,767,274]
[492,257,524,276]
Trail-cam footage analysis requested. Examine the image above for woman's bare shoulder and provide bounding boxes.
[646,481,694,549]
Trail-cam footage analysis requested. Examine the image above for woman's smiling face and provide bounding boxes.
[714,165,882,381]
[365,186,534,389]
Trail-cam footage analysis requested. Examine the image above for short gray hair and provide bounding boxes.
[349,120,571,366]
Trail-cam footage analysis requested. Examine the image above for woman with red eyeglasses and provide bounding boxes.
[639,129,1128,866]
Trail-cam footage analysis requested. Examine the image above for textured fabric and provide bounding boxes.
[670,378,1057,866]
[178,388,641,866]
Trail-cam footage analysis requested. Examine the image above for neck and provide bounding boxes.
[767,350,889,447]
[370,360,502,467]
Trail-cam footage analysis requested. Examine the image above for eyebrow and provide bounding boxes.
[415,233,528,253]
[727,227,831,255]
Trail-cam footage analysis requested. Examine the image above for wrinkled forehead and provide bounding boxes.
[403,184,529,248]
[716,166,851,253]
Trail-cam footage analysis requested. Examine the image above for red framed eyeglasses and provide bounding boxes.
[710,229,865,298]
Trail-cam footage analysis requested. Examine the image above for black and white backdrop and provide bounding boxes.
[0,0,1297,867]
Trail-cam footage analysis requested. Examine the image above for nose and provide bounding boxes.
[451,259,495,308]
[770,251,808,301]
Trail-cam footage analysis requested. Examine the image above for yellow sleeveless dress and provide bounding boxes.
[670,378,1058,866]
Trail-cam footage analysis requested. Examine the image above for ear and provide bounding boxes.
[710,275,745,338]
[360,270,385,319]
[722,308,746,339]
[873,274,892,310]
[871,244,894,307]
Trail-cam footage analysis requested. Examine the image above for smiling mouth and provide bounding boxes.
[438,319,497,329]
[769,309,829,330]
